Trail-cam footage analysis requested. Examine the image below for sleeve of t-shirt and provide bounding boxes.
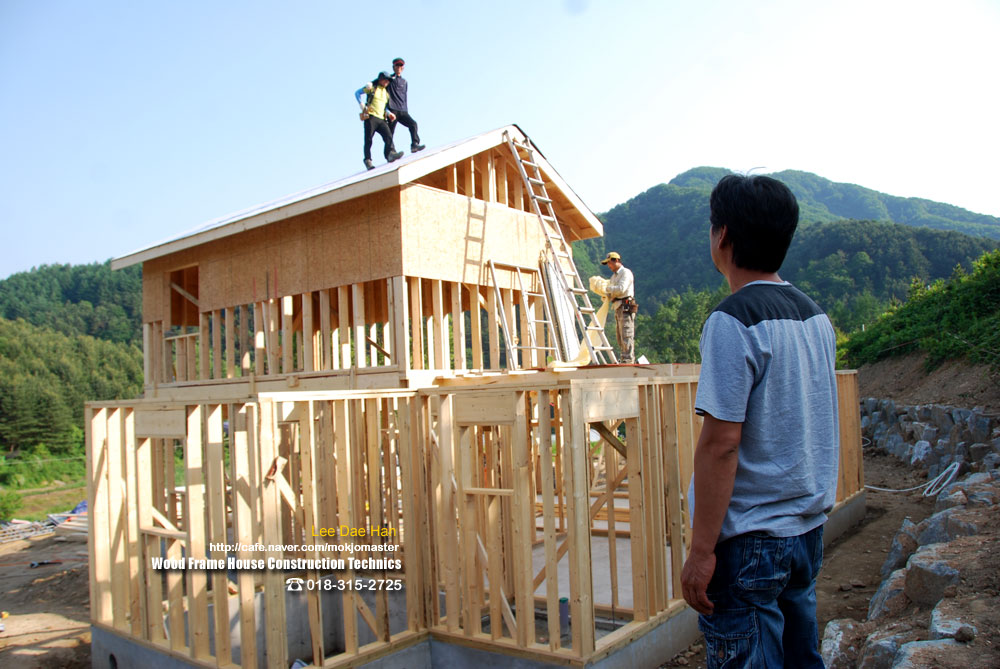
[694,311,755,423]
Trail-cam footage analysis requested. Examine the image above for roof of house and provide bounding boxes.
[111,124,602,270]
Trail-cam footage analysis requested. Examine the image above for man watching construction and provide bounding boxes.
[680,174,839,668]
[355,71,404,170]
[387,57,425,154]
[600,251,635,364]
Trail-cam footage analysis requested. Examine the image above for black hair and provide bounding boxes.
[709,174,799,273]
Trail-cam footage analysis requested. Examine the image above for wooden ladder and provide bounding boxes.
[487,260,559,369]
[503,131,618,365]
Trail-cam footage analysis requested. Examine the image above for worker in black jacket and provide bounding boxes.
[387,57,425,153]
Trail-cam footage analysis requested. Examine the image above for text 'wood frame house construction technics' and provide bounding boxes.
[87,125,866,668]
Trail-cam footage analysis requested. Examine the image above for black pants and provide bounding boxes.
[388,109,420,147]
[363,117,396,161]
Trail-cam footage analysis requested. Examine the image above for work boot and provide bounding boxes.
[364,159,374,170]
[411,144,425,153]
[387,150,404,162]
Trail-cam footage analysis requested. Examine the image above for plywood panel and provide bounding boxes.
[399,184,551,288]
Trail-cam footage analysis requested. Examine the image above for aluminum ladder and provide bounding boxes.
[503,131,618,365]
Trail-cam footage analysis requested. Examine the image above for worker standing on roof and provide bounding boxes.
[387,57,425,154]
[601,252,636,363]
[356,71,404,170]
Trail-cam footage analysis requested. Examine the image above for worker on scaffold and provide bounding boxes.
[601,251,636,363]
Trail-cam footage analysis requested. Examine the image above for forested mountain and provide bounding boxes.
[0,317,143,455]
[579,177,999,314]
[0,261,142,347]
[671,167,1000,239]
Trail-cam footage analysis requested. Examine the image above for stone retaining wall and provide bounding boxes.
[861,399,1000,475]
[821,401,1000,667]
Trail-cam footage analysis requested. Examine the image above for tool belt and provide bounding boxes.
[615,296,638,315]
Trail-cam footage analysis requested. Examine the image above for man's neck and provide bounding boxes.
[725,268,782,293]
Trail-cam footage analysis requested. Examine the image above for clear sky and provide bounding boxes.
[2,0,998,279]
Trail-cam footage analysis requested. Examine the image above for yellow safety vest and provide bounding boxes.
[365,85,390,120]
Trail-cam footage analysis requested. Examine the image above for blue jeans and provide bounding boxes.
[699,525,825,668]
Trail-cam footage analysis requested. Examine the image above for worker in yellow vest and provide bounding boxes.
[355,71,404,170]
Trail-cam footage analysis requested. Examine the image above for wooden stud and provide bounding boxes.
[302,291,315,372]
[254,302,266,375]
[231,404,259,668]
[258,398,288,668]
[282,295,294,373]
[298,400,326,662]
[205,404,232,664]
[200,312,210,380]
[88,408,112,625]
[487,288,500,370]
[390,276,410,371]
[353,283,367,368]
[184,405,210,658]
[564,389,596,654]
[408,277,423,370]
[468,285,483,370]
[431,279,446,370]
[320,289,332,370]
[339,286,351,370]
[511,392,535,646]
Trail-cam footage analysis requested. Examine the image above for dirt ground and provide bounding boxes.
[0,533,91,668]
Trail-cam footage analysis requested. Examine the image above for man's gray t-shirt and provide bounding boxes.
[692,281,839,542]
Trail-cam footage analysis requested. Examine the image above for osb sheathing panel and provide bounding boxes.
[399,184,553,289]
[138,191,404,320]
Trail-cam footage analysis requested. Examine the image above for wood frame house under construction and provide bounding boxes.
[87,125,867,669]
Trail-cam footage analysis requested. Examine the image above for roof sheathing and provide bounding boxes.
[112,125,601,270]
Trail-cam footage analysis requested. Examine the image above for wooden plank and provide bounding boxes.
[231,404,258,668]
[142,323,152,385]
[565,390,595,654]
[626,414,648,622]
[87,408,112,625]
[408,277,423,370]
[431,279,446,370]
[254,302,266,375]
[204,404,232,664]
[320,289,332,370]
[282,295,294,373]
[258,398,288,668]
[537,391,560,650]
[496,153,508,206]
[211,310,222,379]
[657,384,684,601]
[200,312,210,380]
[511,392,534,647]
[487,288,500,370]
[120,410,144,636]
[184,405,211,659]
[464,156,475,197]
[468,284,483,370]
[266,299,279,375]
[438,395,460,631]
[502,287,516,369]
[606,444,619,611]
[240,304,251,376]
[450,282,466,370]
[365,398,391,642]
[303,291,315,372]
[135,435,164,643]
[389,276,410,371]
[518,286,532,368]
[135,408,187,438]
[353,283,367,368]
[105,409,129,630]
[333,399,359,653]
[224,307,236,378]
[339,286,351,370]
[457,426,481,636]
[298,400,326,663]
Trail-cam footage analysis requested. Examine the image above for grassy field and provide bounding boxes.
[15,481,87,521]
